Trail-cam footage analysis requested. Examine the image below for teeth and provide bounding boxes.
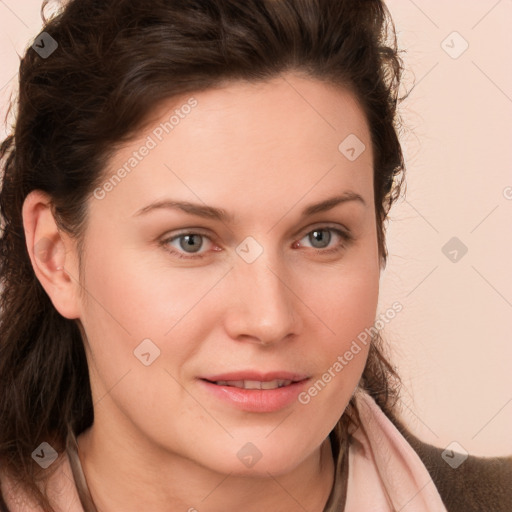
[244,380,262,389]
[214,379,293,389]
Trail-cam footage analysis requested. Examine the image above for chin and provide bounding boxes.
[190,436,321,478]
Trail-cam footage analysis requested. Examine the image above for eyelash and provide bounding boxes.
[160,226,354,260]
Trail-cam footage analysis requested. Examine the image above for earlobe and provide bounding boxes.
[22,190,81,319]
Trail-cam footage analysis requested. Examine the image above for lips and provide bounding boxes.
[198,371,310,412]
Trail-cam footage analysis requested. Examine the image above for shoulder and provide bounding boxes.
[0,453,84,512]
[402,429,512,512]
[0,468,39,512]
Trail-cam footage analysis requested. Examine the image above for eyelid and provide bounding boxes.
[296,222,353,239]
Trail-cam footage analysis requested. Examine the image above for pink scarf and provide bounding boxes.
[1,390,448,511]
[345,389,448,511]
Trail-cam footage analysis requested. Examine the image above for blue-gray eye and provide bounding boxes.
[308,229,332,249]
[177,234,204,253]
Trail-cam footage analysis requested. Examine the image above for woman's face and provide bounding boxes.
[77,72,380,476]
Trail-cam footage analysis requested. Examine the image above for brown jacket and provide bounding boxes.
[404,430,512,512]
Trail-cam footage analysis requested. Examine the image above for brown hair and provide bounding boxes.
[0,0,407,508]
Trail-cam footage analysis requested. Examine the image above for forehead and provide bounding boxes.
[96,72,373,220]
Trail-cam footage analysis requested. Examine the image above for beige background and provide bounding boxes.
[1,1,511,456]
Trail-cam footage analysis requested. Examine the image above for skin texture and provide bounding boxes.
[22,72,380,511]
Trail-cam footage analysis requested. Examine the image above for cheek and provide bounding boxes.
[79,240,210,336]
[297,240,380,351]
[293,242,380,406]
[77,244,215,430]
[77,243,230,390]
[315,270,379,330]
[303,272,377,392]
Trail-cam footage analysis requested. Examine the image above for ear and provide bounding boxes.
[22,190,82,319]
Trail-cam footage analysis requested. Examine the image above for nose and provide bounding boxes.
[223,255,301,346]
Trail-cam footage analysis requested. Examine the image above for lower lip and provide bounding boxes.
[198,379,310,413]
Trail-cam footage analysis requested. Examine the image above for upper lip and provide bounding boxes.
[200,371,310,382]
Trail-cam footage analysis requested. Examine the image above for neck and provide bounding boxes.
[76,421,335,512]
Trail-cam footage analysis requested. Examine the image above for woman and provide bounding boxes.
[0,0,510,510]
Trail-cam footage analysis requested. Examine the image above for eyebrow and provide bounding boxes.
[133,191,366,222]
